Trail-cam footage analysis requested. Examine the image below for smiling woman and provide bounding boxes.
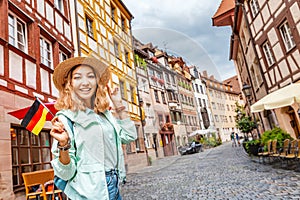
[71,66,97,109]
[50,56,137,199]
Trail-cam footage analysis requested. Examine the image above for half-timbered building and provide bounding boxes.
[213,0,300,138]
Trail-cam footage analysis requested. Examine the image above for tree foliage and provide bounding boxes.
[234,102,256,137]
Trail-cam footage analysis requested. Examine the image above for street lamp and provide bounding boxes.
[242,83,261,138]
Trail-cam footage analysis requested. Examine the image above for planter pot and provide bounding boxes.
[242,142,260,156]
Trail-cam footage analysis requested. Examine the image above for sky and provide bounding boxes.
[122,0,235,81]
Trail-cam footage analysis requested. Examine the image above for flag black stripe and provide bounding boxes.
[21,100,41,127]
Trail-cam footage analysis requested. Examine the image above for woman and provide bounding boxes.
[50,57,137,200]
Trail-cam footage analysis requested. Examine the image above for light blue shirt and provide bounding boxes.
[51,109,137,200]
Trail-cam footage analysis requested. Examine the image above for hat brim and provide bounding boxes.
[53,57,110,91]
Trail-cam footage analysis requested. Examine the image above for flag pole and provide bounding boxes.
[35,96,55,118]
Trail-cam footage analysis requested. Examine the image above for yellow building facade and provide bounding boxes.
[70,0,148,172]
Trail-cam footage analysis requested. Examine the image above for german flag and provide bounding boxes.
[21,100,49,135]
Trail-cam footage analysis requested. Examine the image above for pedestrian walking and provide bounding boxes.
[231,132,236,147]
[235,133,241,147]
[50,57,137,200]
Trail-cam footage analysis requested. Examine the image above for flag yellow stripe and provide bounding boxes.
[31,108,48,135]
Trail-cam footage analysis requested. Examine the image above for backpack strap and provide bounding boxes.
[64,116,76,152]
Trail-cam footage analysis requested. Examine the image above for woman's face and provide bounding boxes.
[71,65,97,108]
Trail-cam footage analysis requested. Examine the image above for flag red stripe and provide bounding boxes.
[25,104,46,131]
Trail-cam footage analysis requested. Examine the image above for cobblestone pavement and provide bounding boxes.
[121,142,300,200]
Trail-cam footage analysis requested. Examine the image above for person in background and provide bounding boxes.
[235,133,241,147]
[231,132,236,147]
[50,57,137,200]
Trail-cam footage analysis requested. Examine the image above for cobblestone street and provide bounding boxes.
[121,142,300,200]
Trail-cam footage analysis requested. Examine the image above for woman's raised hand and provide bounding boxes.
[50,116,69,146]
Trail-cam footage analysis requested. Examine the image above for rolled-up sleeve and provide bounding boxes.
[116,118,137,144]
[51,115,77,180]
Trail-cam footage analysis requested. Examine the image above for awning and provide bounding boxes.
[251,83,300,112]
[189,128,216,137]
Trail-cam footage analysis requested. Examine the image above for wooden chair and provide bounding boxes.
[258,140,272,163]
[279,139,290,158]
[285,140,297,159]
[22,169,62,200]
[270,140,280,162]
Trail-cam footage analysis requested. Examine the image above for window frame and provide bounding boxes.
[8,13,27,52]
[86,15,94,38]
[11,126,53,190]
[40,36,53,69]
[154,90,160,103]
[279,21,296,52]
[59,50,68,62]
[111,4,116,22]
[54,0,64,14]
[249,0,259,17]
[262,41,275,66]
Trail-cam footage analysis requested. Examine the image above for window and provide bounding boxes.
[195,84,199,93]
[111,4,116,22]
[251,65,262,89]
[262,42,275,66]
[54,0,64,14]
[202,99,206,108]
[165,74,170,83]
[279,21,296,51]
[40,37,52,68]
[154,90,159,102]
[212,102,216,109]
[250,0,259,16]
[125,50,129,65]
[161,92,166,104]
[200,85,204,94]
[11,126,52,189]
[119,80,126,99]
[148,69,154,77]
[198,98,202,107]
[214,115,219,122]
[86,15,94,38]
[121,16,126,32]
[8,14,27,52]
[114,40,120,58]
[59,51,68,62]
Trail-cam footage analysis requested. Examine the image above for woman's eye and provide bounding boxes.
[88,75,95,79]
[73,76,81,80]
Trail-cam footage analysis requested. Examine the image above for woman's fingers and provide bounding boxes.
[50,116,69,143]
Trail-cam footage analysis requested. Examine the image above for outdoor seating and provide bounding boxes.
[22,169,62,200]
[279,139,290,158]
[258,140,272,163]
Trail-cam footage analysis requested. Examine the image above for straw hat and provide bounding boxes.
[53,57,110,91]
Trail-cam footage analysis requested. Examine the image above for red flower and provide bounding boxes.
[158,79,165,85]
[151,76,158,81]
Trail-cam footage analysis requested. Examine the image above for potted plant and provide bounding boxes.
[260,126,292,151]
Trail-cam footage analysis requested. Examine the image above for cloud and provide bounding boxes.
[123,0,235,81]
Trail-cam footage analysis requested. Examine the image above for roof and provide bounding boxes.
[223,75,241,93]
[212,0,235,26]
